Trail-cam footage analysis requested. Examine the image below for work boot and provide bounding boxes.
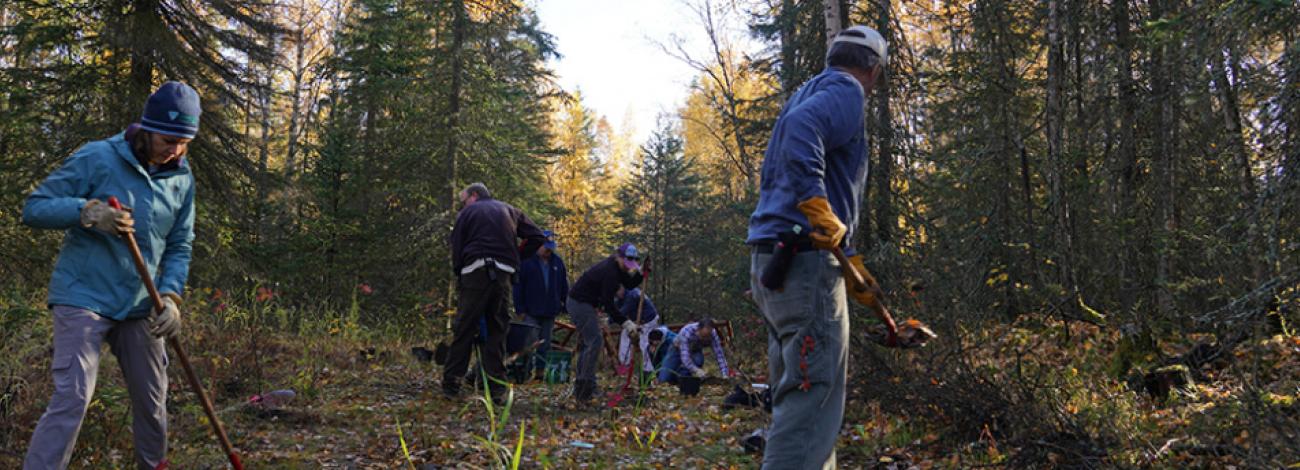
[573,379,595,403]
[441,380,461,399]
[487,385,510,406]
[434,343,450,366]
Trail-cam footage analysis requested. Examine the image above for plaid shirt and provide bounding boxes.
[674,322,729,376]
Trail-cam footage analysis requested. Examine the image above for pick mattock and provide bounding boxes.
[108,197,244,470]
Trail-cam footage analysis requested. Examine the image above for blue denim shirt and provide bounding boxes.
[747,68,868,250]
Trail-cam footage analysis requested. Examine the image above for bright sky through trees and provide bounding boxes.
[533,0,757,143]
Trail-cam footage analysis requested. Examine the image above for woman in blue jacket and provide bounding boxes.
[21,82,200,470]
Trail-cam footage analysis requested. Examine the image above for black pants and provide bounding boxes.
[443,267,512,392]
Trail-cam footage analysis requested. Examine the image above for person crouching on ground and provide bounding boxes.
[22,81,201,470]
[612,286,660,378]
[646,326,675,381]
[657,318,731,384]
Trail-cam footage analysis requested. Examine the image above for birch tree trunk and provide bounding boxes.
[822,0,841,47]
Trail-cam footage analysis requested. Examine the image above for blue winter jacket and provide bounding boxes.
[22,132,196,320]
[512,253,569,319]
[747,67,869,250]
[612,288,658,325]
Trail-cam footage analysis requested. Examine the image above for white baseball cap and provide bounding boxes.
[832,25,888,65]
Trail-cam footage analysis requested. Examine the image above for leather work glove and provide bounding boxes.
[81,199,135,235]
[622,320,637,334]
[797,197,845,250]
[692,368,709,378]
[150,293,183,338]
[845,255,883,309]
[846,255,899,344]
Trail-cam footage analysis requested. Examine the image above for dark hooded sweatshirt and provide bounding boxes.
[569,256,643,315]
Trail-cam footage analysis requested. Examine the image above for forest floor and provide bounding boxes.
[0,330,908,469]
[3,301,1299,468]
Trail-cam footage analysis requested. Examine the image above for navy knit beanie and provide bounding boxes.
[140,81,201,139]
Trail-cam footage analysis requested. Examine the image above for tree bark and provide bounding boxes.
[446,0,466,212]
[780,0,798,97]
[1150,0,1180,317]
[873,1,895,246]
[822,0,842,48]
[285,0,312,179]
[128,0,160,122]
[1209,47,1254,206]
[1111,0,1140,314]
[1275,33,1300,277]
[443,0,468,308]
[1046,0,1077,298]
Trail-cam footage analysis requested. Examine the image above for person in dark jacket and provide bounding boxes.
[647,327,676,374]
[22,82,200,470]
[612,287,660,375]
[512,231,569,377]
[566,242,646,402]
[444,183,546,400]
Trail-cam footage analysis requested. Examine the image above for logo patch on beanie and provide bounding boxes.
[168,111,179,121]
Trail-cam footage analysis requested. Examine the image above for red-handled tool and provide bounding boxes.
[108,197,244,470]
[607,258,652,407]
[830,246,899,346]
[829,247,867,293]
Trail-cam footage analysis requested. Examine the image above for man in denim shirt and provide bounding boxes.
[747,26,900,469]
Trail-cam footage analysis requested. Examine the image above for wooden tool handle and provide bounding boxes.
[107,197,244,470]
[830,247,868,292]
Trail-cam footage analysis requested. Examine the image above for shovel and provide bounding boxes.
[108,197,244,470]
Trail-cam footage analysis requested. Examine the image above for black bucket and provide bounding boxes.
[506,321,538,355]
[678,376,702,396]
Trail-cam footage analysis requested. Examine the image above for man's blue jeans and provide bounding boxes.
[657,348,703,384]
[751,250,850,470]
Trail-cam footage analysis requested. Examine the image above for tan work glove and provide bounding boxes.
[80,199,134,235]
[797,197,846,250]
[846,255,898,345]
[845,255,883,308]
[150,293,183,338]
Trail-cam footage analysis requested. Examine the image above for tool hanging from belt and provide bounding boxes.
[760,225,810,291]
